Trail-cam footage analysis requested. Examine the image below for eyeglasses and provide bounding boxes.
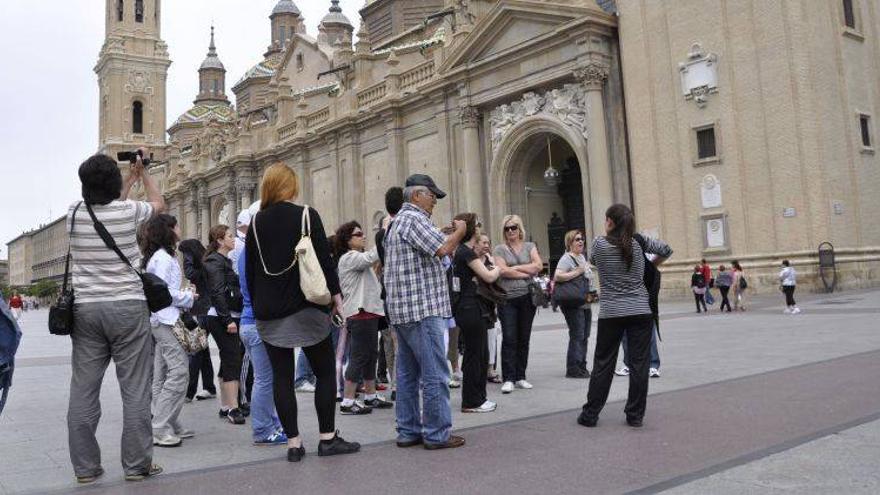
[351,232,364,238]
[417,189,436,200]
[504,225,519,232]
[574,237,584,242]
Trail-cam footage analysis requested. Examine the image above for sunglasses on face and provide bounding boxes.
[574,237,584,242]
[504,225,519,232]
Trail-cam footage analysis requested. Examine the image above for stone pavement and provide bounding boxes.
[1,288,879,494]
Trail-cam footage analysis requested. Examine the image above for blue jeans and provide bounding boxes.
[561,306,592,374]
[622,323,660,369]
[239,324,282,441]
[395,316,452,445]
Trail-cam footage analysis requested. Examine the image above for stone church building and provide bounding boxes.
[97,0,880,295]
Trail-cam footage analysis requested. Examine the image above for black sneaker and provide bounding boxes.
[317,431,361,457]
[227,408,246,425]
[218,408,229,418]
[240,403,251,417]
[364,396,393,409]
[340,402,372,415]
[287,445,306,463]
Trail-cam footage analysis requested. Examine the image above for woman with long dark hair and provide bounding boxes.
[245,163,359,462]
[178,239,217,402]
[142,214,196,447]
[204,224,245,425]
[578,204,672,428]
[334,221,393,415]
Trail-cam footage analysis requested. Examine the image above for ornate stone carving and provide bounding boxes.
[679,43,718,108]
[459,106,480,127]
[574,63,609,90]
[489,83,590,153]
[126,70,152,94]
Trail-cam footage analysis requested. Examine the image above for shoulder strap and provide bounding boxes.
[251,210,298,277]
[60,202,83,294]
[301,205,311,237]
[84,202,138,274]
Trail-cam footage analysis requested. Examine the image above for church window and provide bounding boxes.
[213,80,219,93]
[117,0,124,22]
[860,114,872,148]
[696,126,717,160]
[296,53,304,72]
[132,101,144,134]
[843,0,856,29]
[135,0,144,23]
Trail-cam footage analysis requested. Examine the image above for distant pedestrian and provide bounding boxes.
[780,260,800,314]
[141,214,196,448]
[8,292,22,322]
[385,174,467,449]
[715,265,733,313]
[732,260,747,311]
[691,265,708,313]
[554,229,593,379]
[179,239,217,402]
[67,150,165,483]
[578,204,672,429]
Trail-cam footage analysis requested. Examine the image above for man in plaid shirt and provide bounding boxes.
[385,174,467,450]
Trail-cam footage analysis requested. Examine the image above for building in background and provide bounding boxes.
[0,260,9,288]
[6,233,33,287]
[6,214,70,288]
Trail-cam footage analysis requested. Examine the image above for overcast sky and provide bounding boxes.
[0,0,362,259]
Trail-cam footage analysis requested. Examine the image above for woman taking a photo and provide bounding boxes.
[335,221,393,415]
[578,204,672,429]
[179,239,217,402]
[554,229,593,379]
[142,214,196,447]
[453,213,501,412]
[204,225,245,425]
[245,163,360,463]
[494,215,543,394]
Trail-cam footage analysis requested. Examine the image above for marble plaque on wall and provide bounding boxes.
[706,218,725,248]
[700,174,722,209]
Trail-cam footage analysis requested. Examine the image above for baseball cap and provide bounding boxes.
[405,174,446,199]
[236,209,252,227]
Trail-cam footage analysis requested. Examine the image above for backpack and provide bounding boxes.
[739,274,748,290]
[634,234,662,324]
[0,296,23,415]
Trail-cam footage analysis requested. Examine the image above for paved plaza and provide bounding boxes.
[1,288,879,494]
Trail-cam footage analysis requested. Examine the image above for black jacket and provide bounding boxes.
[182,251,210,317]
[204,251,241,325]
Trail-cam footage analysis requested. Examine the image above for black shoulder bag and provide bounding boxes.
[551,254,589,309]
[634,233,662,338]
[48,203,82,335]
[84,203,172,313]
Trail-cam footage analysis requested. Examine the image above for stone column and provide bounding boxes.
[238,168,257,210]
[225,169,238,228]
[197,180,210,243]
[186,184,199,240]
[576,62,614,238]
[459,106,485,220]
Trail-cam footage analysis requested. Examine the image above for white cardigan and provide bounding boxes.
[337,247,385,320]
[146,249,195,326]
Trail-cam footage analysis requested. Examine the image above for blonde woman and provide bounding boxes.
[493,214,543,394]
[553,229,593,379]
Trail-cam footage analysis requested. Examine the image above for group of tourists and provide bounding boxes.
[61,147,674,484]
[691,258,801,314]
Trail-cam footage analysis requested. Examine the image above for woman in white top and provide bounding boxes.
[142,214,196,447]
[553,229,593,379]
[335,221,393,415]
[779,260,800,314]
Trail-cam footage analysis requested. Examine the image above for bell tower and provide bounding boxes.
[96,0,171,159]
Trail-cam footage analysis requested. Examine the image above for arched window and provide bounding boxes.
[135,0,144,23]
[117,0,124,22]
[132,101,143,134]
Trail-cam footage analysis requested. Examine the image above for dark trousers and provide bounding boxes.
[783,285,797,306]
[264,335,336,437]
[498,294,537,382]
[560,306,591,374]
[694,293,707,312]
[719,286,732,312]
[187,317,217,398]
[455,302,489,409]
[344,317,379,382]
[206,316,243,382]
[377,334,388,379]
[582,315,654,422]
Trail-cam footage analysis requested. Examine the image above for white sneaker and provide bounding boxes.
[501,381,514,394]
[174,429,195,439]
[462,400,497,413]
[195,390,216,400]
[515,380,533,390]
[615,367,630,376]
[295,382,316,393]
[792,307,801,314]
[783,307,792,314]
[153,434,182,447]
[649,368,661,378]
[448,379,461,388]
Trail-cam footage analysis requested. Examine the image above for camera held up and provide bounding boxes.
[117,149,153,167]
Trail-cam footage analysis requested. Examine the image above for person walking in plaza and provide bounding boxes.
[494,214,543,394]
[715,265,734,313]
[700,258,715,306]
[236,243,287,446]
[179,239,217,402]
[245,163,360,462]
[554,229,593,379]
[578,204,672,429]
[732,260,747,311]
[452,213,501,413]
[780,260,800,314]
[142,214,196,448]
[8,292,22,322]
[204,225,246,425]
[335,221,393,414]
[691,265,708,313]
[67,151,164,483]
[384,174,467,450]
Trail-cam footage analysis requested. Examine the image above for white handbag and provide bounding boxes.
[296,205,332,305]
[252,204,331,306]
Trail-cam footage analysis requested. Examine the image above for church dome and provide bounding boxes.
[173,103,234,127]
[271,0,301,17]
[321,0,352,27]
[199,26,225,71]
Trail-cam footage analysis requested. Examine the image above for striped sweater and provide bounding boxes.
[590,236,673,319]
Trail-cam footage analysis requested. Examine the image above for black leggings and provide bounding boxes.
[783,285,797,306]
[455,302,489,409]
[694,293,707,312]
[206,316,243,382]
[344,317,379,382]
[719,286,731,312]
[264,335,336,437]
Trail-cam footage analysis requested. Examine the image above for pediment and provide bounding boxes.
[440,1,610,73]
[273,34,332,85]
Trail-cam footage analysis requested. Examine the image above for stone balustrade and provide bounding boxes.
[278,121,298,140]
[399,60,435,92]
[357,81,387,109]
[306,107,330,128]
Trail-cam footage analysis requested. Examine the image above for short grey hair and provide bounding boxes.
[403,185,428,202]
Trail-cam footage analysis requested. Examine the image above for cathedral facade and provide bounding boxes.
[99,0,880,296]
